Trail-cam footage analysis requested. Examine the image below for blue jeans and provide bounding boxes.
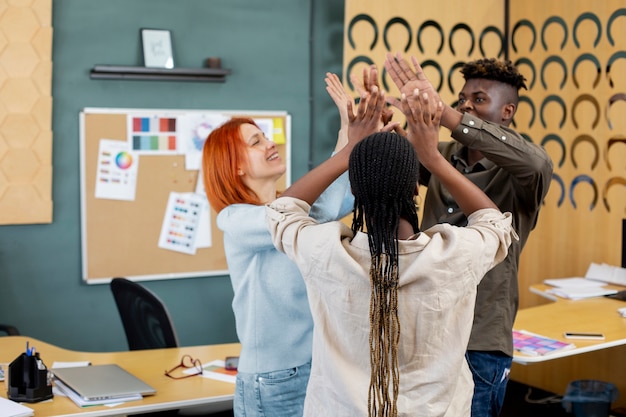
[234,362,311,417]
[465,351,512,417]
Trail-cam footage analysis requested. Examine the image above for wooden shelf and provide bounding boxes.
[90,65,231,82]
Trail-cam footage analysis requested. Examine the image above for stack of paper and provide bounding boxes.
[0,397,34,417]
[543,277,618,300]
[585,262,626,286]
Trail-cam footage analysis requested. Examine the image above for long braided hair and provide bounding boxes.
[349,132,420,417]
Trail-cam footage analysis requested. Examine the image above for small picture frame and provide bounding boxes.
[141,28,174,69]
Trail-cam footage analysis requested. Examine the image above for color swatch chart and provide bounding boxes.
[128,114,178,153]
[513,330,575,356]
[158,192,205,255]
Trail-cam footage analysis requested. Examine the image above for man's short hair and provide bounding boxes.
[461,58,527,91]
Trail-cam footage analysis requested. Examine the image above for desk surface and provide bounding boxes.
[0,336,240,417]
[513,286,626,364]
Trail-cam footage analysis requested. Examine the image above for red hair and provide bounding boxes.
[202,118,263,213]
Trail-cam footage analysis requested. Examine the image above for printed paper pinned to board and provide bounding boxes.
[94,139,139,201]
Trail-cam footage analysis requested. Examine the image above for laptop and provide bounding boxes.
[51,364,156,402]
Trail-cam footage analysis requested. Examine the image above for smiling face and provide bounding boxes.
[457,78,517,126]
[238,123,286,200]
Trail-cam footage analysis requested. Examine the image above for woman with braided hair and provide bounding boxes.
[266,90,517,417]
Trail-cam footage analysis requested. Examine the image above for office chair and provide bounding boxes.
[110,278,233,416]
[110,277,179,350]
[0,324,20,336]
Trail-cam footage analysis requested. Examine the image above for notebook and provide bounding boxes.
[51,364,156,402]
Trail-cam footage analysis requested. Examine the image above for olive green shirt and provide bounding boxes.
[420,113,554,356]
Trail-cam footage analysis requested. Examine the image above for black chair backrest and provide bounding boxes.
[0,324,20,336]
[110,277,179,350]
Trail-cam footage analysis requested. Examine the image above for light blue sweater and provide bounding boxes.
[217,173,352,373]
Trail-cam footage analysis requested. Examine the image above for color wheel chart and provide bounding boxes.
[94,139,138,201]
[128,113,178,154]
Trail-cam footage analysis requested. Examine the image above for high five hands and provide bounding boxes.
[400,89,443,170]
[383,52,440,111]
[346,85,395,148]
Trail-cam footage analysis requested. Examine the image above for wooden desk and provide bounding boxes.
[0,336,240,417]
[511,286,626,408]
[513,293,626,364]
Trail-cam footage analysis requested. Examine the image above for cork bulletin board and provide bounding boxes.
[79,107,290,284]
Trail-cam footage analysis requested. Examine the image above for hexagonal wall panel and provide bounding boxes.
[0,0,52,225]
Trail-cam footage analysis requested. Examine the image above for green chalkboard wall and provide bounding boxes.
[0,0,344,352]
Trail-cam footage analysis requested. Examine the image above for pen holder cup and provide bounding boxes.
[7,352,53,403]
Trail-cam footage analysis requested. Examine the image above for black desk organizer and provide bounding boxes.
[7,352,53,403]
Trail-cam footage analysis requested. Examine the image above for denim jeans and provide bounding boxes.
[234,362,311,417]
[465,351,512,417]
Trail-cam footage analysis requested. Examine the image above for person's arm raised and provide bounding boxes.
[402,89,497,216]
[279,87,386,205]
[325,71,353,152]
[384,52,462,131]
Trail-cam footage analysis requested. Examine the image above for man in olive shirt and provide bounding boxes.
[385,52,553,417]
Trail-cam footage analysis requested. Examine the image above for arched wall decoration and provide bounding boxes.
[602,177,626,212]
[606,92,626,130]
[573,12,602,48]
[572,53,601,89]
[383,17,412,52]
[511,19,537,52]
[449,22,475,56]
[607,8,626,46]
[479,25,505,58]
[540,95,567,128]
[421,60,444,92]
[514,57,537,89]
[606,136,626,170]
[550,173,566,207]
[541,133,566,167]
[570,174,598,211]
[517,95,536,128]
[346,55,376,91]
[571,134,599,170]
[348,13,378,50]
[447,61,466,94]
[417,20,444,54]
[540,55,568,90]
[541,16,568,51]
[571,93,600,129]
[606,50,626,88]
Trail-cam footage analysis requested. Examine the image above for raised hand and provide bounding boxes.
[400,89,443,169]
[350,64,379,97]
[351,64,395,127]
[325,72,354,150]
[325,72,353,129]
[384,52,439,111]
[347,86,387,147]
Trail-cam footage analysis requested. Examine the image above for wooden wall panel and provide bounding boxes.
[509,0,626,406]
[0,0,53,224]
[512,1,626,308]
